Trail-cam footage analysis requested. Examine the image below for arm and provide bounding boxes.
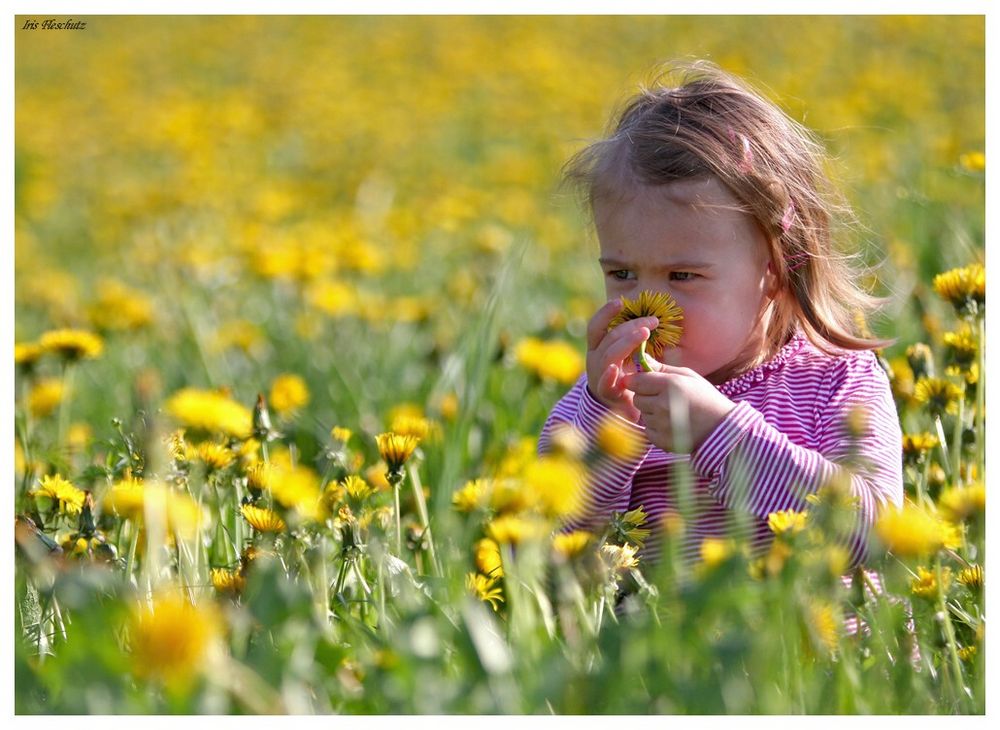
[689,353,903,567]
[538,376,652,532]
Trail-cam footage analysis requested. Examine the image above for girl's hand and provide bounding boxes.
[585,299,659,422]
[622,364,737,453]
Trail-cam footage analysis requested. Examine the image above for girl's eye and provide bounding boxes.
[670,271,696,281]
[608,270,635,281]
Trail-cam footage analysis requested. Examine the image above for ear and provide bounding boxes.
[764,259,780,298]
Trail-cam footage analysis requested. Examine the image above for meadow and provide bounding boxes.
[13,16,985,713]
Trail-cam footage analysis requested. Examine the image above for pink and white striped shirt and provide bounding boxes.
[539,331,904,568]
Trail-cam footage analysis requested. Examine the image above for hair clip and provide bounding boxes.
[786,250,810,272]
[780,201,796,233]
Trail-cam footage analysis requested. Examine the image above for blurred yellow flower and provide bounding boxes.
[465,572,504,612]
[486,514,549,545]
[959,151,985,172]
[910,565,951,599]
[547,423,587,460]
[267,462,322,520]
[552,530,592,559]
[193,440,236,471]
[699,538,735,569]
[902,432,939,462]
[14,342,42,368]
[514,337,584,385]
[452,479,490,513]
[594,416,645,461]
[389,414,434,441]
[767,509,808,537]
[67,422,92,452]
[522,455,585,518]
[31,474,85,515]
[937,482,985,522]
[27,377,64,418]
[342,474,374,502]
[165,387,253,440]
[87,278,154,332]
[875,501,962,557]
[331,426,353,443]
[38,328,104,361]
[269,373,310,416]
[957,645,978,663]
[129,591,222,687]
[806,601,839,653]
[241,504,286,533]
[474,537,504,577]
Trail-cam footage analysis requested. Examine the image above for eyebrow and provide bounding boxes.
[598,257,713,270]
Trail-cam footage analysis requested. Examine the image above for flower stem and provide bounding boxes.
[392,478,402,556]
[934,415,951,478]
[951,396,965,486]
[974,316,984,473]
[407,463,440,576]
[638,339,655,372]
[936,557,971,711]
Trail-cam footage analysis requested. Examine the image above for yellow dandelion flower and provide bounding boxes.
[600,542,640,572]
[38,328,104,361]
[608,290,684,365]
[552,530,593,559]
[959,151,985,172]
[942,326,978,368]
[104,477,146,521]
[342,474,374,502]
[465,572,504,612]
[474,537,504,577]
[14,342,43,368]
[699,537,735,570]
[513,337,585,385]
[267,463,322,521]
[438,392,459,422]
[164,387,253,440]
[875,501,961,557]
[905,343,935,381]
[87,278,154,332]
[932,263,985,317]
[212,319,264,355]
[364,462,391,491]
[269,373,310,416]
[452,479,490,513]
[27,377,64,418]
[486,514,549,546]
[594,416,645,460]
[767,509,808,537]
[806,601,840,652]
[938,482,985,522]
[902,432,939,463]
[163,489,206,539]
[194,440,236,471]
[888,356,915,400]
[31,474,85,515]
[913,377,963,416]
[67,422,92,452]
[330,426,353,443]
[129,591,221,687]
[241,504,286,533]
[211,568,247,595]
[375,432,421,476]
[523,455,586,518]
[910,565,951,599]
[389,413,435,441]
[958,564,984,591]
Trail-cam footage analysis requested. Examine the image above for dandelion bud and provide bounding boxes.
[905,343,935,380]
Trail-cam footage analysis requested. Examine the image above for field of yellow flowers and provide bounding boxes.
[14,16,984,713]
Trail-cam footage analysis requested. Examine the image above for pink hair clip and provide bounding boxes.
[786,250,810,272]
[780,201,796,233]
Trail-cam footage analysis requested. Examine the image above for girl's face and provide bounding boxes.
[595,176,777,385]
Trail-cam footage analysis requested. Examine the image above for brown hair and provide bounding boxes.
[563,60,890,360]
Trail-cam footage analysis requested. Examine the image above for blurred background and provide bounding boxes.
[15,14,985,465]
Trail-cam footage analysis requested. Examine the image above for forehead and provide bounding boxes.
[593,177,767,262]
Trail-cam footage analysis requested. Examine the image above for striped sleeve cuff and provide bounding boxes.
[690,400,761,479]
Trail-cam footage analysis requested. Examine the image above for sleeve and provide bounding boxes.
[689,352,903,568]
[538,375,652,532]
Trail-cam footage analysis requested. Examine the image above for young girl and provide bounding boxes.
[540,62,903,569]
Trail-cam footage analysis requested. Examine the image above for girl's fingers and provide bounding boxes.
[586,299,625,350]
[601,325,651,366]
